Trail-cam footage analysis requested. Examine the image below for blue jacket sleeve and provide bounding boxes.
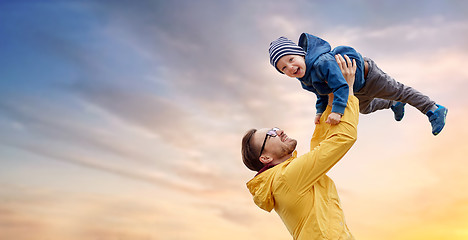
[300,81,328,114]
[315,94,328,114]
[317,59,349,115]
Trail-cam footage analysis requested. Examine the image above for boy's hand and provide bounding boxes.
[326,112,342,125]
[314,114,322,124]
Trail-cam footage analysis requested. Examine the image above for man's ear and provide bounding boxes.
[259,155,272,164]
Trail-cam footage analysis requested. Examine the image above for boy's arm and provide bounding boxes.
[318,57,350,115]
[300,81,327,124]
[300,81,328,115]
[315,94,328,115]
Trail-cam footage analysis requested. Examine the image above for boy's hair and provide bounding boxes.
[241,129,264,172]
[269,36,306,73]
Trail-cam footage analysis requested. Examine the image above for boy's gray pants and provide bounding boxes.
[355,57,436,114]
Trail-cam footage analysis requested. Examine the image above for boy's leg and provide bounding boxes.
[359,57,436,114]
[356,95,405,121]
[356,95,393,114]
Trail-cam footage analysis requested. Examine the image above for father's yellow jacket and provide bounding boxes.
[246,96,359,240]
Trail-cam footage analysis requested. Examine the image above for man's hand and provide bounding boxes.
[335,54,357,92]
[326,112,342,125]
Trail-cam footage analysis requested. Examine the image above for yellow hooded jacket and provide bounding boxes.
[246,96,359,240]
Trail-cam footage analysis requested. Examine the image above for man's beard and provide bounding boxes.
[282,139,297,156]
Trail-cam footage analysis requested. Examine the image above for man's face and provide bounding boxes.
[252,127,297,160]
[276,54,306,78]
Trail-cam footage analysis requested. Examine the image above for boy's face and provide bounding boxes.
[276,55,306,78]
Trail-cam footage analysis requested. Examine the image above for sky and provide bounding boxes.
[0,0,467,239]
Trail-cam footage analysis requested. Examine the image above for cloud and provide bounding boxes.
[0,184,195,240]
[323,16,468,57]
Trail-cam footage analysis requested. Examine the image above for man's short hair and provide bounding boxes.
[241,129,264,172]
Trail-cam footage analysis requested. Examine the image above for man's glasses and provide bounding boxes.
[258,127,280,158]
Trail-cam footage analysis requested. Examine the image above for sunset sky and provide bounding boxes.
[1,0,467,239]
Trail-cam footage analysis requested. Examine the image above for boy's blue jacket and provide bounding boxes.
[298,33,365,114]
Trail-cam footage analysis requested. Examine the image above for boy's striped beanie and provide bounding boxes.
[269,36,306,73]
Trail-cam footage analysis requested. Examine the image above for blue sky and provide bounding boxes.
[1,1,468,239]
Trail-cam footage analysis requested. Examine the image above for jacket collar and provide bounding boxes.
[255,162,278,177]
[255,151,298,177]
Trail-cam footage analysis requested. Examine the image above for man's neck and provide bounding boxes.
[272,152,293,165]
[256,153,294,177]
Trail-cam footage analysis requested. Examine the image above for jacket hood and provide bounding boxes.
[245,152,297,212]
[298,33,331,66]
[246,170,276,212]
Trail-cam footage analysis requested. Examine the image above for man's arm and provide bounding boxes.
[284,55,358,194]
[285,96,358,194]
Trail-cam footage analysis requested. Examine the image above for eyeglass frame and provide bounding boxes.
[258,127,280,158]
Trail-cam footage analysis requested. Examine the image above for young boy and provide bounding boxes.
[269,34,448,135]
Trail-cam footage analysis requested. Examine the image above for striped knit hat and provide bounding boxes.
[269,36,306,73]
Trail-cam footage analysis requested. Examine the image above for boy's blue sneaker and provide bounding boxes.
[426,104,448,136]
[391,102,406,121]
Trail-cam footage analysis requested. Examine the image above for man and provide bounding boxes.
[241,54,359,240]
